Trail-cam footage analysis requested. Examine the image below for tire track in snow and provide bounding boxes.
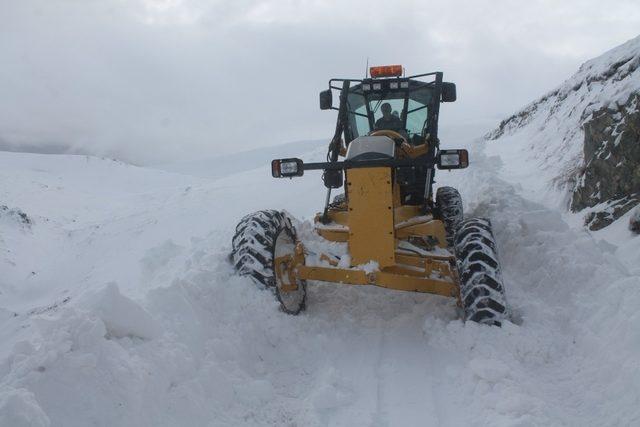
[372,320,385,426]
[370,305,443,427]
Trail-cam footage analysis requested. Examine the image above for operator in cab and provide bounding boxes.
[374,102,403,131]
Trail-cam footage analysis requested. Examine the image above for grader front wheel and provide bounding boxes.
[454,218,508,326]
[231,210,306,314]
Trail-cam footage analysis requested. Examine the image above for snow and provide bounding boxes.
[0,129,639,426]
[357,261,379,275]
[484,34,640,210]
[2,35,640,424]
[0,386,51,427]
[482,32,640,284]
[82,283,162,340]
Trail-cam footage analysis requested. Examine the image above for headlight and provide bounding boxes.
[439,153,460,166]
[437,150,469,170]
[272,158,304,178]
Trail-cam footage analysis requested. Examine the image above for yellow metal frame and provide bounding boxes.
[347,167,396,267]
[296,258,458,297]
[275,243,459,298]
[278,213,460,300]
[276,141,461,301]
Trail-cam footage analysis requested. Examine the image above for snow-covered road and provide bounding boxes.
[0,138,639,426]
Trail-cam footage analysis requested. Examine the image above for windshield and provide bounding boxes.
[346,82,432,140]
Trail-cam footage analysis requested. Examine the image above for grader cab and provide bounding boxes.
[232,66,508,325]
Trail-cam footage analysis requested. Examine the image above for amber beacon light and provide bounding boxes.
[369,64,403,78]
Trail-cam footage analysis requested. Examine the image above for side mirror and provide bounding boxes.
[272,158,304,178]
[441,82,457,102]
[437,149,468,169]
[319,89,333,110]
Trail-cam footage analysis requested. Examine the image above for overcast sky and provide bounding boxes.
[1,0,639,165]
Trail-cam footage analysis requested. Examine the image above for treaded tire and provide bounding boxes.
[454,218,508,326]
[436,186,463,246]
[231,210,306,314]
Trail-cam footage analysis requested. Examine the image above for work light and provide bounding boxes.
[271,158,304,178]
[437,150,469,169]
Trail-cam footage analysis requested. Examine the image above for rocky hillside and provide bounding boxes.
[575,93,639,229]
[486,35,640,230]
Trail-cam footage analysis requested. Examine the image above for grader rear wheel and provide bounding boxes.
[436,186,463,247]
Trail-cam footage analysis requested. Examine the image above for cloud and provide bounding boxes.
[0,0,639,164]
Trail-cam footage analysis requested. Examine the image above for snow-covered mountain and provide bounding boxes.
[485,34,640,230]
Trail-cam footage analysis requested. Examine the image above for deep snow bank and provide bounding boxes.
[0,143,639,426]
[431,142,640,425]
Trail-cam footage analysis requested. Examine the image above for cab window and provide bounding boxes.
[345,83,432,140]
[369,98,404,124]
[347,92,370,138]
[406,99,428,137]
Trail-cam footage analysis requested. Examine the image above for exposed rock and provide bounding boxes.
[572,92,640,229]
[584,196,639,230]
[630,205,640,234]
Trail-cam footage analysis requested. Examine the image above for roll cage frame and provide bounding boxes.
[324,71,446,146]
[315,71,456,221]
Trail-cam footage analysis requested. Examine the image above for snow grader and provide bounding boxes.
[231,65,508,325]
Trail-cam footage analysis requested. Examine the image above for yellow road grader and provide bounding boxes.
[232,65,508,325]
